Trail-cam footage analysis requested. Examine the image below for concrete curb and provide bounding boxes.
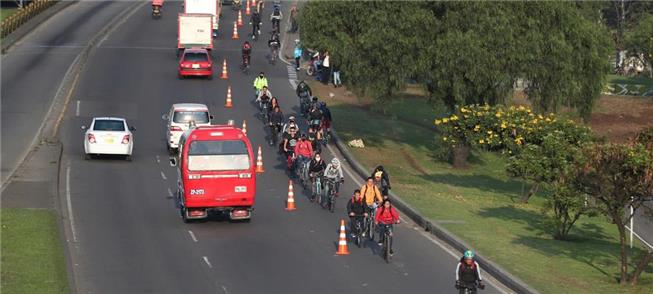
[1,0,77,54]
[330,129,540,294]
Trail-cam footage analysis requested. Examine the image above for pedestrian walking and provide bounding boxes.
[288,6,298,33]
[321,51,330,85]
[293,40,302,71]
[332,59,341,87]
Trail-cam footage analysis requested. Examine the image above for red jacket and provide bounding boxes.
[375,206,399,225]
[294,140,313,158]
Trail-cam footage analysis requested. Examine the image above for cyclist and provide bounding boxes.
[319,101,332,138]
[309,96,320,112]
[361,176,383,209]
[296,81,312,115]
[283,126,300,169]
[455,250,485,292]
[308,152,326,202]
[324,158,344,196]
[375,199,400,256]
[256,86,272,114]
[307,126,322,154]
[270,5,283,33]
[282,116,298,136]
[293,133,313,178]
[241,41,252,69]
[253,72,269,100]
[268,105,284,146]
[347,189,369,238]
[371,165,391,196]
[268,32,280,63]
[307,104,323,132]
[250,10,262,39]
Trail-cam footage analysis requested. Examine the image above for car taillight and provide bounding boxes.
[239,173,252,179]
[121,135,130,144]
[188,174,201,180]
[87,134,96,143]
[170,126,182,131]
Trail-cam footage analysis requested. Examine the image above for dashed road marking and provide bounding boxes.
[160,171,167,180]
[76,100,80,116]
[167,188,173,198]
[155,155,160,163]
[202,256,213,268]
[66,162,78,243]
[188,230,198,242]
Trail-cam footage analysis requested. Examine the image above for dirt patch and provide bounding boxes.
[400,148,429,176]
[589,96,653,143]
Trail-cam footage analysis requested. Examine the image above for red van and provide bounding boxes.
[171,125,256,222]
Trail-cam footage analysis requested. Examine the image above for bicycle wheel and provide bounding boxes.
[329,190,336,213]
[368,219,375,241]
[384,234,391,263]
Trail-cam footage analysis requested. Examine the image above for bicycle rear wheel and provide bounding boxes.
[329,191,336,213]
[383,233,391,263]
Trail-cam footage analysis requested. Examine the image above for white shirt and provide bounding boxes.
[322,55,330,67]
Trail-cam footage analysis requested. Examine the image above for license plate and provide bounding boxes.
[235,186,247,193]
[192,64,200,69]
[105,137,114,144]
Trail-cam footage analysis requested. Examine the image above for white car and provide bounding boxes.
[83,117,135,161]
[163,103,212,153]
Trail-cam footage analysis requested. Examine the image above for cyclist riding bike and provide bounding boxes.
[296,81,313,115]
[455,250,485,293]
[372,165,391,197]
[253,72,269,100]
[280,116,298,152]
[324,158,344,196]
[241,41,252,69]
[268,105,284,145]
[375,199,400,256]
[256,86,272,113]
[319,101,333,138]
[282,126,300,169]
[293,134,313,177]
[347,189,369,238]
[307,126,322,154]
[268,33,280,63]
[308,152,326,202]
[270,5,282,33]
[361,176,383,210]
[250,10,262,40]
[307,104,323,132]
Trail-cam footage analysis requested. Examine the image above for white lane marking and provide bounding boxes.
[66,162,78,243]
[188,230,198,242]
[155,155,160,163]
[202,256,213,268]
[160,171,167,180]
[75,100,80,116]
[167,188,173,198]
[221,285,229,294]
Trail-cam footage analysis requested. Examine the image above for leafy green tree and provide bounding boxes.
[625,14,653,77]
[575,143,653,285]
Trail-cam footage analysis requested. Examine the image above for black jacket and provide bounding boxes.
[347,197,369,216]
[296,83,312,98]
[269,111,284,125]
[309,159,326,174]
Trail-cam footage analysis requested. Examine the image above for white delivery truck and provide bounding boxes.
[177,13,213,57]
[185,0,221,38]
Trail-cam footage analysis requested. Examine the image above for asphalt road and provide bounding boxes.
[23,1,511,293]
[1,1,136,185]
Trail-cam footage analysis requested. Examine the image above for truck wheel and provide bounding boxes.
[180,207,190,223]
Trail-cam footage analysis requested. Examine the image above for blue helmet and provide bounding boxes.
[464,250,475,259]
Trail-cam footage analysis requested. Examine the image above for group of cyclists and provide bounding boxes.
[241,3,485,291]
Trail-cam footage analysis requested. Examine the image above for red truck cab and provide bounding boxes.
[172,125,256,222]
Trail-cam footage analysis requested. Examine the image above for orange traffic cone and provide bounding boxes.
[286,180,296,211]
[225,86,233,108]
[242,120,247,135]
[245,0,250,15]
[251,0,256,8]
[237,10,243,26]
[336,219,350,255]
[231,21,239,40]
[220,59,228,79]
[255,146,264,173]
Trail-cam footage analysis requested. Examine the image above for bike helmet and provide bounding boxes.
[312,96,318,102]
[295,39,300,44]
[289,115,296,121]
[464,250,475,259]
[331,158,340,166]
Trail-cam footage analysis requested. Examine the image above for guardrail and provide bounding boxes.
[1,0,57,38]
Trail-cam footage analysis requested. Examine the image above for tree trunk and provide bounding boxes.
[520,183,540,203]
[616,219,629,284]
[452,144,470,169]
[630,250,653,286]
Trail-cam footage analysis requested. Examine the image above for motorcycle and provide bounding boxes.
[151,5,162,19]
[306,49,320,76]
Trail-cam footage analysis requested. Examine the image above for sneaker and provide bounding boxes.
[378,242,382,246]
[390,250,394,256]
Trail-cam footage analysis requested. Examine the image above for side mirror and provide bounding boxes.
[81,125,87,131]
[129,126,136,131]
[162,114,169,120]
[169,157,177,167]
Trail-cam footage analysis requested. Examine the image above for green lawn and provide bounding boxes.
[1,209,69,294]
[1,8,17,21]
[317,83,653,293]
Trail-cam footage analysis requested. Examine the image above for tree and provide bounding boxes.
[575,143,653,285]
[625,14,653,78]
[600,1,653,73]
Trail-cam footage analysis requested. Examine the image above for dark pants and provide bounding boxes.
[321,66,330,84]
[290,18,298,33]
[252,23,260,37]
[378,224,394,251]
[295,57,300,70]
[350,216,366,235]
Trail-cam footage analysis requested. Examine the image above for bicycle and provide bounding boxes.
[269,45,279,65]
[351,215,368,248]
[295,157,310,190]
[366,206,376,241]
[456,281,484,294]
[379,224,393,263]
[323,177,340,213]
[269,123,281,146]
[241,55,250,75]
[311,172,323,204]
[259,100,270,122]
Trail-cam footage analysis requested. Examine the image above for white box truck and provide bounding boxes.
[185,0,221,38]
[177,13,213,56]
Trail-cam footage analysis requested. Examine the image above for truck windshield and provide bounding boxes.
[187,140,250,171]
[173,111,209,124]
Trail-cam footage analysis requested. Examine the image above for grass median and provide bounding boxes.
[1,8,17,21]
[1,208,69,294]
[309,81,653,293]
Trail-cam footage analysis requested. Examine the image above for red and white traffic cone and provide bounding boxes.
[245,0,251,15]
[225,86,233,108]
[255,146,264,173]
[242,120,247,136]
[237,10,243,26]
[286,180,296,211]
[232,21,239,40]
[220,59,228,79]
[251,0,257,8]
[336,219,350,255]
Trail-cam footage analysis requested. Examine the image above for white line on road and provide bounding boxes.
[221,285,229,294]
[188,230,198,242]
[202,256,213,268]
[167,188,173,198]
[155,155,160,163]
[160,171,167,180]
[75,100,80,116]
[66,162,78,243]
